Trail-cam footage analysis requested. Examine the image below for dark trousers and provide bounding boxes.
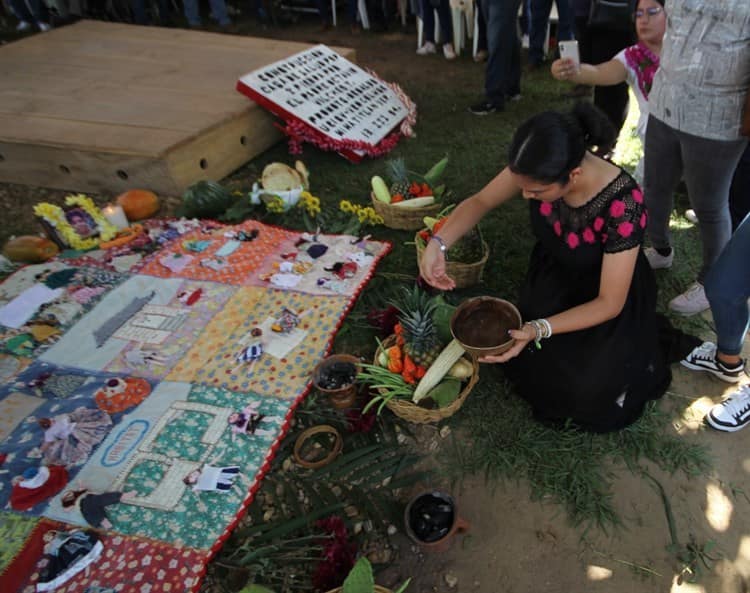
[575,16,633,134]
[483,0,523,106]
[729,144,750,231]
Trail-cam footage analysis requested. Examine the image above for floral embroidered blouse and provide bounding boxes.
[534,171,647,255]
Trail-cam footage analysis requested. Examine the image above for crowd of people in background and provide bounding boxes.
[3,0,750,432]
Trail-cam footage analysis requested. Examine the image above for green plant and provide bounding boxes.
[342,557,411,593]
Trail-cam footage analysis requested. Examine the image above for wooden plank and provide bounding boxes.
[166,111,282,192]
[0,21,356,194]
[0,141,176,195]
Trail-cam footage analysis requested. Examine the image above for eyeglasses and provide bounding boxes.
[634,6,663,18]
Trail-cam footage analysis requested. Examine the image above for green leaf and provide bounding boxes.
[393,578,412,593]
[342,557,374,593]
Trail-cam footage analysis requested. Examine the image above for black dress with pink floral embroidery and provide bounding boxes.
[504,170,671,433]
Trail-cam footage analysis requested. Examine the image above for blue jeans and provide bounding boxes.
[643,115,748,283]
[528,0,574,65]
[182,0,230,26]
[705,213,750,357]
[419,0,453,45]
[482,0,522,105]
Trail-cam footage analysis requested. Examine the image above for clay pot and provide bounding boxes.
[404,490,470,553]
[292,425,343,469]
[450,296,522,357]
[312,354,361,409]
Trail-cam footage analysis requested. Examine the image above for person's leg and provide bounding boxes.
[476,0,487,52]
[208,0,230,25]
[131,0,147,24]
[680,132,747,283]
[436,0,453,48]
[729,144,750,231]
[420,0,436,44]
[527,0,552,66]
[643,116,683,253]
[182,0,201,26]
[705,212,750,361]
[9,0,33,23]
[483,0,523,107]
[589,28,633,134]
[554,0,574,41]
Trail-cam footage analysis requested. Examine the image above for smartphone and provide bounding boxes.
[558,40,581,71]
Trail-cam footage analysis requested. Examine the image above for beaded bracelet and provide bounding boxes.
[525,318,552,349]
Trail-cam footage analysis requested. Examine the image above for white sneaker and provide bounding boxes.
[416,42,436,56]
[16,20,32,31]
[37,22,51,32]
[443,43,457,60]
[705,385,750,432]
[669,282,710,316]
[685,209,699,224]
[644,246,673,269]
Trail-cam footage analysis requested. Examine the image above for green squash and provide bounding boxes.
[177,180,235,219]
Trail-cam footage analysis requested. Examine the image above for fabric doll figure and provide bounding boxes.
[61,489,136,529]
[36,529,103,592]
[10,465,69,511]
[227,401,282,440]
[183,465,240,493]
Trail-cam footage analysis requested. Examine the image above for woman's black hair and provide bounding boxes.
[507,102,616,184]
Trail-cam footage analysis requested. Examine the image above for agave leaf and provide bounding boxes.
[312,444,383,478]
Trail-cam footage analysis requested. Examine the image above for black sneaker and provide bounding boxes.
[680,341,746,383]
[468,101,502,115]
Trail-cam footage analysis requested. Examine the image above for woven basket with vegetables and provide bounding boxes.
[415,213,489,289]
[359,287,479,424]
[370,157,448,230]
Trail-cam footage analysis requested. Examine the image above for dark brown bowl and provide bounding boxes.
[450,297,523,357]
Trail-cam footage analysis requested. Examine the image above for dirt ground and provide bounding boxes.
[2,15,750,593]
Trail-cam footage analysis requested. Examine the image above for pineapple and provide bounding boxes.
[386,158,412,198]
[392,286,443,368]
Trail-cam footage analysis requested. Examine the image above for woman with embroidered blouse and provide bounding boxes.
[419,103,672,433]
[550,0,666,180]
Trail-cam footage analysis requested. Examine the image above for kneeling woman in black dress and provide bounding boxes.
[420,103,670,433]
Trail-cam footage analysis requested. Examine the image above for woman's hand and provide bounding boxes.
[551,57,579,81]
[419,240,456,291]
[478,323,535,363]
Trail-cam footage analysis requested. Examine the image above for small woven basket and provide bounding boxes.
[371,193,442,230]
[374,335,479,424]
[415,234,490,289]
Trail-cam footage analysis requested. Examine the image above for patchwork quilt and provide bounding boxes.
[0,219,389,593]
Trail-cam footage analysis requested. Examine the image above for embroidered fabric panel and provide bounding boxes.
[135,221,299,285]
[167,286,349,398]
[537,171,647,253]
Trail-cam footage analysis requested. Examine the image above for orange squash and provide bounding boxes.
[116,189,160,221]
[3,235,59,263]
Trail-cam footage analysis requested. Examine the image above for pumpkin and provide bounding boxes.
[3,235,59,263]
[116,189,160,221]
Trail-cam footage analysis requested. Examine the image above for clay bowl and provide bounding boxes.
[450,297,523,358]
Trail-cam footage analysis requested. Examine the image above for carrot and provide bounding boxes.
[391,194,405,203]
[432,217,448,235]
[387,345,403,374]
[402,355,417,384]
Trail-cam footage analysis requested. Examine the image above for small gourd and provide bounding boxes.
[116,189,160,221]
[3,235,59,263]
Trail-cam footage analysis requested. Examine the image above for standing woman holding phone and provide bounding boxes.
[550,0,666,179]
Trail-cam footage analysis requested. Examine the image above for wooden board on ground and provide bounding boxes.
[0,21,355,196]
